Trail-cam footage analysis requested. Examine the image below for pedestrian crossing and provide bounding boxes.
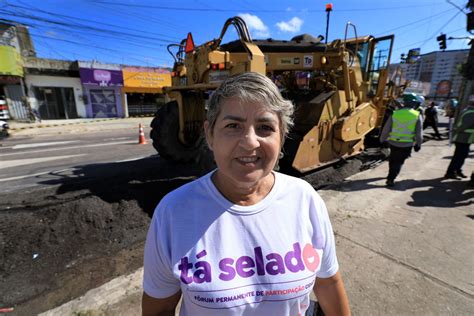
[0,135,154,187]
[0,154,86,170]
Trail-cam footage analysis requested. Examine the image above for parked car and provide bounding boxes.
[0,119,8,138]
[0,96,10,120]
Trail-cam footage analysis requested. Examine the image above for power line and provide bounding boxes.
[375,8,455,36]
[1,10,175,66]
[418,10,462,47]
[393,27,467,52]
[29,32,168,65]
[23,21,171,51]
[87,1,187,34]
[445,0,468,14]
[0,8,175,44]
[91,1,447,12]
[9,2,181,41]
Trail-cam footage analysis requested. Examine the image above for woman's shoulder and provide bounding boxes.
[153,173,211,217]
[275,172,319,195]
[162,173,209,203]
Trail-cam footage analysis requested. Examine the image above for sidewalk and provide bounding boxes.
[318,138,473,314]
[6,116,154,137]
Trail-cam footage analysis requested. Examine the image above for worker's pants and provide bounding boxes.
[446,142,471,175]
[423,120,441,138]
[387,145,412,181]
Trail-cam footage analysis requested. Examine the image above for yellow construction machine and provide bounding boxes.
[150,16,398,173]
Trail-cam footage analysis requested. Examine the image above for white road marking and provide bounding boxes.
[0,154,87,170]
[105,137,133,141]
[0,140,137,157]
[115,156,150,163]
[10,141,81,149]
[0,168,73,182]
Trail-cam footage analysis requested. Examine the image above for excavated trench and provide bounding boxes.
[0,152,384,314]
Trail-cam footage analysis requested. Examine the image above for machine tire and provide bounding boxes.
[150,101,204,163]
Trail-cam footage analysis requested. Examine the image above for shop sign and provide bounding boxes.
[123,67,171,88]
[0,75,21,84]
[79,68,123,87]
[0,46,24,77]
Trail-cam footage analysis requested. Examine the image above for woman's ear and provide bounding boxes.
[204,120,213,150]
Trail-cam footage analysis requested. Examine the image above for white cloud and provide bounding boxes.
[238,13,270,38]
[276,17,304,33]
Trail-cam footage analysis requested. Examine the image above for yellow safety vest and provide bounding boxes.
[453,108,474,144]
[388,109,419,142]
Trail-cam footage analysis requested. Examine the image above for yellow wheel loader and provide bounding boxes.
[150,16,398,173]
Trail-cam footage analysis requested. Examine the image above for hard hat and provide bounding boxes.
[416,95,425,104]
[402,93,422,108]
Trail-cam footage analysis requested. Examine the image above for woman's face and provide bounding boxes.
[204,97,282,190]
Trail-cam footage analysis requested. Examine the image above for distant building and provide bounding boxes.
[2,20,172,120]
[0,21,36,120]
[389,49,468,99]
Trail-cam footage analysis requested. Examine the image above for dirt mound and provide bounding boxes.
[0,157,198,314]
[1,195,147,312]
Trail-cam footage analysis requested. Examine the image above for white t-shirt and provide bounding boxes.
[143,171,339,316]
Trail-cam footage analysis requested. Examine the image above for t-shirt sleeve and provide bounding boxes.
[143,202,181,298]
[379,116,392,143]
[313,194,339,279]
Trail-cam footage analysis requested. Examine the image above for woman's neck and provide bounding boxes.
[211,172,275,206]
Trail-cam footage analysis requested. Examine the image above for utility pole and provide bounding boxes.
[458,1,474,112]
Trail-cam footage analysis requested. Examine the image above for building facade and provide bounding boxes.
[390,49,468,99]
[24,57,86,119]
[1,21,172,121]
[78,61,124,118]
[122,66,171,116]
[0,22,35,120]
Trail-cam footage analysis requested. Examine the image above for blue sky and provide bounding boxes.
[1,0,471,68]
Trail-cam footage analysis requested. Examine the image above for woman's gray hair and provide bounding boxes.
[207,72,294,139]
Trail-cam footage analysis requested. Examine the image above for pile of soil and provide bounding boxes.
[0,155,379,314]
[0,158,199,314]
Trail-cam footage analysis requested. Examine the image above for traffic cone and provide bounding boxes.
[138,123,147,145]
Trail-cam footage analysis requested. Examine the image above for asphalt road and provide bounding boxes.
[0,127,158,193]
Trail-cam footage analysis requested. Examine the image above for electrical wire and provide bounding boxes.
[374,8,455,36]
[86,1,190,33]
[418,10,463,47]
[1,9,175,66]
[0,8,175,44]
[91,1,447,13]
[10,2,181,41]
[393,27,467,52]
[29,32,170,65]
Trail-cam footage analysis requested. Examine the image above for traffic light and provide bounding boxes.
[436,34,447,50]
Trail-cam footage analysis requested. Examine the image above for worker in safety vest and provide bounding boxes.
[380,93,423,187]
[444,102,474,181]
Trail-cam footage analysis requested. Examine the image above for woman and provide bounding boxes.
[142,72,350,316]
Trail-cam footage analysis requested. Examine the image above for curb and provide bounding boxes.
[8,115,154,131]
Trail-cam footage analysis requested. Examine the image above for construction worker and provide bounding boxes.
[444,102,474,180]
[423,102,442,139]
[380,94,423,187]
